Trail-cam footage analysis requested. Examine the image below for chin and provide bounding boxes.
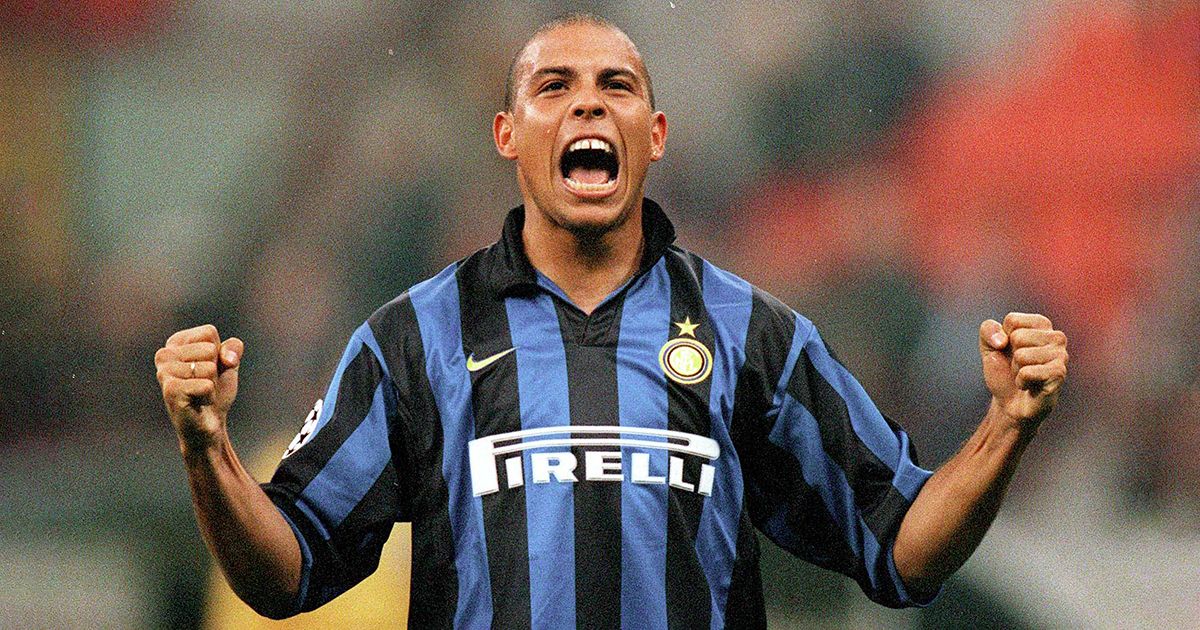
[554,196,636,238]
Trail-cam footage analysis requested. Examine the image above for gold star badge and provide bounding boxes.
[674,316,700,337]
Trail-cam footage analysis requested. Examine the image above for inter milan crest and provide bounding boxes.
[658,316,713,385]
[282,399,323,459]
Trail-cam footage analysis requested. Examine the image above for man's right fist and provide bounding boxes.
[154,324,244,449]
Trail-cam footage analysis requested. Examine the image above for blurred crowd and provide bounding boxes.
[2,1,1197,627]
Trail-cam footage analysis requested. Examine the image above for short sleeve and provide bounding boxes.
[260,321,404,615]
[741,314,937,608]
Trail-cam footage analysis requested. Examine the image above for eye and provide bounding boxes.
[606,79,632,91]
[540,80,567,93]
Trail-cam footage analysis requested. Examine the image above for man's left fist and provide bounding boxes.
[979,312,1068,429]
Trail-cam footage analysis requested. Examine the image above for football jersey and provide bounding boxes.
[262,199,935,628]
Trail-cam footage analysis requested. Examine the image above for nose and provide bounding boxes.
[572,90,606,119]
[573,105,605,118]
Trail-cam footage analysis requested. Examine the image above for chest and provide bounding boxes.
[467,287,729,431]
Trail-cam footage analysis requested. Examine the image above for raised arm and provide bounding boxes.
[154,324,301,618]
[893,312,1069,595]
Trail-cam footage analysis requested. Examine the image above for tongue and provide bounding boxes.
[568,166,610,185]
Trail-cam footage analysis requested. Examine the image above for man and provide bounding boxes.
[154,15,1068,629]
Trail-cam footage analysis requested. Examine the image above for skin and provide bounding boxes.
[154,325,299,618]
[494,22,667,314]
[893,312,1068,593]
[156,22,1068,616]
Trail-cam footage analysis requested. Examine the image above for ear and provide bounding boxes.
[649,111,667,161]
[494,111,518,160]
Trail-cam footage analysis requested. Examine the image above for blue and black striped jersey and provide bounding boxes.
[262,199,936,628]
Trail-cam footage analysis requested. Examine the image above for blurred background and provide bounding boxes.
[2,0,1197,627]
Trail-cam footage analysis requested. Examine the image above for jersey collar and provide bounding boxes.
[486,197,677,298]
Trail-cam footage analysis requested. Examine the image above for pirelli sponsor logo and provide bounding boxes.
[468,426,719,497]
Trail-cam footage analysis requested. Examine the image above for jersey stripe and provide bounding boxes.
[722,290,797,630]
[768,388,898,594]
[458,253,532,629]
[300,321,379,463]
[616,258,671,630]
[663,253,712,629]
[410,263,493,628]
[369,295,460,627]
[298,379,390,532]
[768,313,932,605]
[803,329,927,501]
[555,296,624,630]
[278,328,385,496]
[696,259,754,629]
[506,292,577,629]
[786,332,930,555]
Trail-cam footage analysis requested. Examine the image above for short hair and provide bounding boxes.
[503,14,656,112]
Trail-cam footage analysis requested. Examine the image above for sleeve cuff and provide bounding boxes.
[885,539,943,607]
[272,503,315,616]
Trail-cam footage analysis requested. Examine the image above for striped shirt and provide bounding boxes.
[262,198,935,628]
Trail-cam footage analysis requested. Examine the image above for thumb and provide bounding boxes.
[214,337,243,412]
[219,337,244,372]
[979,319,1008,355]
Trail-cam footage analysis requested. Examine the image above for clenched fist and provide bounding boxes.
[155,324,244,450]
[979,312,1068,430]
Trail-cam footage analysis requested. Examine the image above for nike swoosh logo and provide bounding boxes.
[466,347,516,372]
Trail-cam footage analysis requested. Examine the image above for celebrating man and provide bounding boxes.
[155,15,1068,628]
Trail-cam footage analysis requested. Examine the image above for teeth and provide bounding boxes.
[567,138,613,153]
[565,177,618,192]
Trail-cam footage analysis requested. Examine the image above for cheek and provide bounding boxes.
[513,119,556,156]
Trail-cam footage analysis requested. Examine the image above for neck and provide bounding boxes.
[522,202,645,315]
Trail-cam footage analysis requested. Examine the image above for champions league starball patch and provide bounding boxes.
[659,317,712,385]
[282,399,323,459]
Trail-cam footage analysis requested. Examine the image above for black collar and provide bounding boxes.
[484,198,677,297]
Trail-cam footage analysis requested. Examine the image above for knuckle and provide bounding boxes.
[1017,364,1042,379]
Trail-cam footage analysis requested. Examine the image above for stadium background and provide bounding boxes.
[1,1,1197,627]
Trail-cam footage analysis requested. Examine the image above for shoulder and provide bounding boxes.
[360,260,465,379]
[665,245,814,347]
[368,262,457,335]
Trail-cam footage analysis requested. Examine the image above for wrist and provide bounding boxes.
[178,424,231,464]
[985,398,1039,446]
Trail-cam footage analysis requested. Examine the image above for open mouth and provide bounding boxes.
[560,138,620,195]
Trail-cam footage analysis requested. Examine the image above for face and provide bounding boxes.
[494,23,667,236]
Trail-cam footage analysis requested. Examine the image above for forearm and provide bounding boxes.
[892,399,1036,594]
[181,429,302,619]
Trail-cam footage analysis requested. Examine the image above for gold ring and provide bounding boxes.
[190,362,196,378]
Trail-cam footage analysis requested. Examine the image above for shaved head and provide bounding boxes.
[504,14,655,112]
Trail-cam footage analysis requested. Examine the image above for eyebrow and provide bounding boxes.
[527,66,642,86]
[528,66,575,83]
[598,68,640,84]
